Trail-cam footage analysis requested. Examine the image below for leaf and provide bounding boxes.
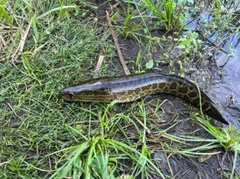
[176,44,185,49]
[146,59,154,69]
[32,16,39,41]
[0,0,12,23]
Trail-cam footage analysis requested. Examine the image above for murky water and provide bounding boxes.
[215,32,240,125]
[186,9,240,126]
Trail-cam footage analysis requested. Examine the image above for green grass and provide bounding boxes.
[1,0,240,178]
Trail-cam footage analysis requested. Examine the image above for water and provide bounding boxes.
[215,32,240,125]
[187,11,240,125]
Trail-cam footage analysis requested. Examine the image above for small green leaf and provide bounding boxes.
[32,16,39,41]
[146,59,154,69]
[176,44,185,49]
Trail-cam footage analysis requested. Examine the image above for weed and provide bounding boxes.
[120,2,143,40]
[194,116,240,153]
[50,101,166,179]
[194,116,240,179]
[142,0,186,31]
[175,31,203,61]
[0,0,12,23]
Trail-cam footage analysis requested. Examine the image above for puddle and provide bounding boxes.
[215,37,240,126]
[186,10,240,126]
[211,29,240,126]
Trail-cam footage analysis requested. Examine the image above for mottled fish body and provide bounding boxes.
[60,72,228,125]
